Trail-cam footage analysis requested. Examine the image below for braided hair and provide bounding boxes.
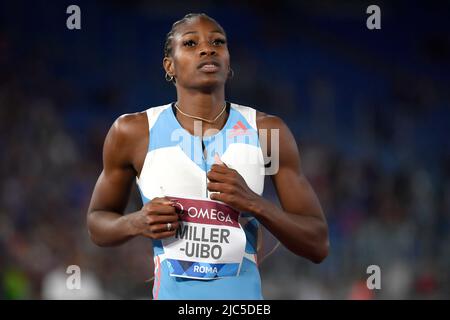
[163,13,226,58]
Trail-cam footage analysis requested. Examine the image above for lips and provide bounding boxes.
[197,61,220,72]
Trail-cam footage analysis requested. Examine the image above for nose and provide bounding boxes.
[199,41,216,57]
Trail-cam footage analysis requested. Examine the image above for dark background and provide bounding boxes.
[0,0,449,299]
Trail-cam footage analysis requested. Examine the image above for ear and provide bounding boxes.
[163,57,175,76]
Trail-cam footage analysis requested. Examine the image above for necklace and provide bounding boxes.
[174,102,227,124]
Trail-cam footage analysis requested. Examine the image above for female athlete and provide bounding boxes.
[87,13,329,300]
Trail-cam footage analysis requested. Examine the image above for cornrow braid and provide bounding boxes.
[163,13,226,58]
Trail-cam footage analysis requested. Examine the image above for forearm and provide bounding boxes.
[250,197,329,263]
[87,210,137,247]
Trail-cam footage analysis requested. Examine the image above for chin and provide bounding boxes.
[195,77,226,91]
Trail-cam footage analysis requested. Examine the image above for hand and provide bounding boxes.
[207,154,262,213]
[128,196,180,240]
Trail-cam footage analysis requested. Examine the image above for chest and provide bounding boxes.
[137,138,265,201]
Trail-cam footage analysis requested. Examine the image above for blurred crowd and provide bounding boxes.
[0,1,449,299]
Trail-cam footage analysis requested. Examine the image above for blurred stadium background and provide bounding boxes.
[0,0,449,299]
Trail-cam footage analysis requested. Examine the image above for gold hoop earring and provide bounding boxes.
[165,72,174,82]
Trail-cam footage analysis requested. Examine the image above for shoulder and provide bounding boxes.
[109,111,148,144]
[231,102,287,130]
[255,110,298,163]
[114,111,148,133]
[102,110,149,170]
[255,110,289,131]
[104,111,148,160]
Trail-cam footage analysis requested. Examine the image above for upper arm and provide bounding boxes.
[257,113,325,221]
[88,113,146,215]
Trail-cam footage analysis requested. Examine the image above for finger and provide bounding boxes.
[147,213,179,225]
[152,196,176,206]
[207,170,230,183]
[207,182,231,193]
[152,230,178,240]
[209,191,230,204]
[210,163,230,174]
[149,221,180,233]
[143,203,177,215]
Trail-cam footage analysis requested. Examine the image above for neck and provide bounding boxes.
[175,86,225,119]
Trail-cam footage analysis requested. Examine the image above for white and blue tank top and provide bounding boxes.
[136,101,266,299]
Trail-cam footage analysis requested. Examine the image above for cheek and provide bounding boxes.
[172,48,231,76]
[172,55,191,74]
[223,53,231,70]
[221,49,230,63]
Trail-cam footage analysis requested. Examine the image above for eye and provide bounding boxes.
[183,39,196,47]
[212,38,226,46]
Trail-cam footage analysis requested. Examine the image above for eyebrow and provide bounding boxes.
[181,30,224,36]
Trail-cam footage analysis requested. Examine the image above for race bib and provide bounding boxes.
[161,196,246,280]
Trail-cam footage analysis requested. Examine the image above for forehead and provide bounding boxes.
[174,17,224,37]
